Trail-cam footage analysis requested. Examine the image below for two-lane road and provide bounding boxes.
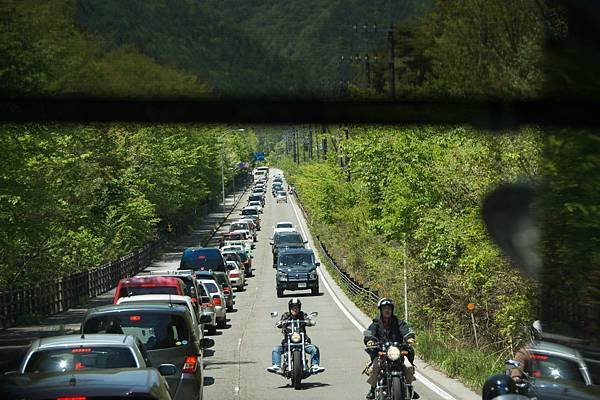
[202,169,476,400]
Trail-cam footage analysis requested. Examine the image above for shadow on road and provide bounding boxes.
[276,382,331,390]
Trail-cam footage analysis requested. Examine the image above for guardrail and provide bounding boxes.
[0,240,160,329]
[294,195,380,307]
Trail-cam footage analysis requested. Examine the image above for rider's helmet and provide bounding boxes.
[481,374,518,400]
[377,298,394,312]
[288,297,302,311]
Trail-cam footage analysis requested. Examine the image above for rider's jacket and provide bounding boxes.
[365,315,414,362]
[278,311,311,343]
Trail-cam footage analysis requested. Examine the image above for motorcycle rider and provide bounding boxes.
[267,298,325,374]
[364,298,419,400]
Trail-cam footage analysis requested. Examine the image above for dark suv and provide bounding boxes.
[81,303,213,400]
[276,248,320,297]
[271,231,307,267]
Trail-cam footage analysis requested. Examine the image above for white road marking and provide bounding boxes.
[289,190,458,400]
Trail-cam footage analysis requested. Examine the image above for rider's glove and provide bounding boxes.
[407,338,417,345]
[276,321,282,328]
[366,340,376,347]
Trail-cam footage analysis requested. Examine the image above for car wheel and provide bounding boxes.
[277,289,284,298]
[238,285,245,292]
[217,317,226,328]
[207,325,217,335]
[227,305,234,312]
[311,287,319,296]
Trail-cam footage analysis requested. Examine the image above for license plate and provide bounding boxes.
[298,283,307,288]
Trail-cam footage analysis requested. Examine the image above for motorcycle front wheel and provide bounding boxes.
[390,375,404,400]
[292,352,303,390]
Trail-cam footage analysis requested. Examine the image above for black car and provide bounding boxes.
[0,368,174,400]
[180,247,226,273]
[275,248,320,297]
[81,303,214,400]
[271,231,307,267]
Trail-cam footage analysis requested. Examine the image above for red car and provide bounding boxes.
[113,276,186,304]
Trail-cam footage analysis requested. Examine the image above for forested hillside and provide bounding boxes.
[74,0,429,98]
[0,125,257,288]
[1,0,208,98]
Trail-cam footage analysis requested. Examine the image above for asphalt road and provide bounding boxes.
[195,169,478,400]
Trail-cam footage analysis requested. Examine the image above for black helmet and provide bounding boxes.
[481,374,518,400]
[377,298,394,311]
[288,297,302,310]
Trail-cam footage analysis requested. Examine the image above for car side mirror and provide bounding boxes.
[315,262,320,266]
[303,240,308,244]
[250,255,254,259]
[158,364,178,376]
[505,359,521,369]
[200,338,215,349]
[310,311,318,317]
[270,311,278,318]
[269,241,274,246]
[199,314,212,324]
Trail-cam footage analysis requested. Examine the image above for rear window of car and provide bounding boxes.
[180,249,225,272]
[275,234,303,245]
[249,195,260,201]
[242,208,258,215]
[25,346,136,372]
[226,262,238,271]
[119,286,178,298]
[529,353,585,383]
[83,313,190,350]
[203,281,219,294]
[276,223,293,229]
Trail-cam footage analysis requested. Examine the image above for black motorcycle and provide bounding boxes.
[271,311,322,389]
[364,331,416,400]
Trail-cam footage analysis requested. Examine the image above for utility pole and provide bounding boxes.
[309,129,313,160]
[322,137,327,160]
[293,128,299,164]
[302,129,307,162]
[344,128,351,181]
[388,22,396,100]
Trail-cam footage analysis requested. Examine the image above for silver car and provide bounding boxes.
[199,278,227,328]
[17,334,174,375]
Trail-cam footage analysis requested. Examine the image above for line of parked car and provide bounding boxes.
[0,172,275,400]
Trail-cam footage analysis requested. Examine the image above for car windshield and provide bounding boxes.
[119,286,178,298]
[276,234,303,245]
[529,354,586,384]
[242,209,258,216]
[279,253,314,267]
[276,223,293,229]
[25,347,137,372]
[83,313,190,350]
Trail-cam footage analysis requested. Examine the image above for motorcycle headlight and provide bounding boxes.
[291,332,302,343]
[386,346,401,361]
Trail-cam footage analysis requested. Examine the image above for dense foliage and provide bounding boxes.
[0,125,257,287]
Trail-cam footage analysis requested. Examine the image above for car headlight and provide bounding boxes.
[278,273,288,281]
[386,346,401,361]
[309,271,318,280]
[291,332,302,343]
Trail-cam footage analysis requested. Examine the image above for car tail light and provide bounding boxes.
[212,296,222,305]
[229,272,240,278]
[71,348,92,353]
[531,354,549,361]
[208,300,215,308]
[182,356,198,373]
[129,315,142,321]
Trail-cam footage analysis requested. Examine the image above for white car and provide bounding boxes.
[224,240,252,257]
[248,200,263,213]
[117,294,202,339]
[230,229,255,249]
[234,219,257,241]
[276,190,288,203]
[226,260,245,290]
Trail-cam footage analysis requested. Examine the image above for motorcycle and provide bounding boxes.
[482,359,538,400]
[364,330,416,400]
[270,311,322,389]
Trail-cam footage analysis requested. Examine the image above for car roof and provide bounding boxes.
[530,340,584,359]
[86,302,190,316]
[118,275,182,286]
[275,231,302,237]
[276,221,294,226]
[279,248,314,255]
[30,334,134,350]
[183,247,221,253]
